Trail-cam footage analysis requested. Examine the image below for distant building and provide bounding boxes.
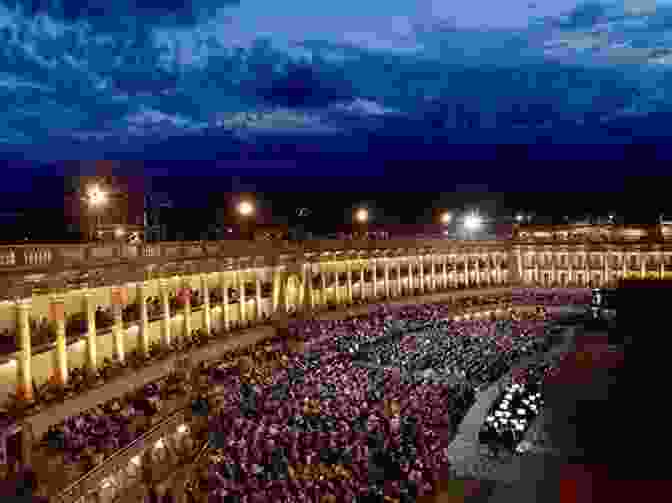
[145,193,173,242]
[64,165,145,242]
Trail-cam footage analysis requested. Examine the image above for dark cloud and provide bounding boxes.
[256,61,355,108]
[7,0,240,30]
[557,2,609,29]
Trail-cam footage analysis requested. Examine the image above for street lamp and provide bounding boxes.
[236,200,255,240]
[441,212,452,224]
[86,184,107,241]
[463,213,482,240]
[355,208,368,223]
[237,200,254,217]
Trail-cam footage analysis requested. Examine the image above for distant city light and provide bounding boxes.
[355,208,369,223]
[516,214,524,222]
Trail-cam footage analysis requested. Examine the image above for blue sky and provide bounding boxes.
[2,1,672,160]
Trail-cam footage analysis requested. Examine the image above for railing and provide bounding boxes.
[0,239,511,275]
[53,406,191,503]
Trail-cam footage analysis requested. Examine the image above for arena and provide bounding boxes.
[0,223,654,501]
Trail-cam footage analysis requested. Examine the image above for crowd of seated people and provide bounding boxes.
[201,295,589,503]
[35,372,192,489]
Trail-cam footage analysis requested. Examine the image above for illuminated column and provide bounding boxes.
[622,252,627,279]
[372,258,378,298]
[517,251,523,285]
[660,253,665,279]
[551,253,558,284]
[308,262,316,309]
[429,254,436,291]
[301,263,311,312]
[50,295,68,386]
[360,262,366,300]
[603,253,609,287]
[320,267,328,307]
[568,254,574,285]
[442,255,448,289]
[157,279,171,348]
[346,260,353,304]
[396,258,402,297]
[534,254,540,286]
[111,286,125,362]
[418,254,425,294]
[475,254,481,287]
[255,273,263,321]
[238,267,246,326]
[15,298,33,401]
[83,289,98,374]
[137,282,150,355]
[640,253,646,279]
[463,254,469,287]
[334,269,342,305]
[221,272,230,332]
[180,278,192,340]
[201,274,212,335]
[384,258,390,298]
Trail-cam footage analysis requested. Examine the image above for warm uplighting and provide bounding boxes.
[177,424,188,434]
[87,184,107,207]
[115,227,125,238]
[355,208,368,223]
[441,212,452,224]
[237,200,254,217]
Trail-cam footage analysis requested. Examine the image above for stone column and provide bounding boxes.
[320,267,328,307]
[159,279,172,348]
[640,253,646,279]
[442,255,448,289]
[136,282,150,355]
[603,253,609,286]
[334,269,342,305]
[111,286,125,362]
[372,258,378,298]
[396,259,402,297]
[660,253,665,279]
[221,272,230,332]
[430,253,436,292]
[622,252,627,280]
[418,254,425,294]
[255,273,263,321]
[346,260,353,304]
[552,253,558,286]
[181,279,192,341]
[463,254,469,288]
[534,255,540,286]
[308,263,316,309]
[383,257,390,299]
[568,254,574,285]
[15,299,32,401]
[201,274,211,335]
[359,263,366,301]
[236,266,247,327]
[302,263,312,312]
[83,289,98,375]
[50,295,68,386]
[475,255,481,287]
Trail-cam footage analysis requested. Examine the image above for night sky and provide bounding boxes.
[1,2,672,225]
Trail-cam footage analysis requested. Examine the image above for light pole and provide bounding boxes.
[463,213,482,240]
[85,184,107,242]
[236,200,255,240]
[355,208,368,239]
